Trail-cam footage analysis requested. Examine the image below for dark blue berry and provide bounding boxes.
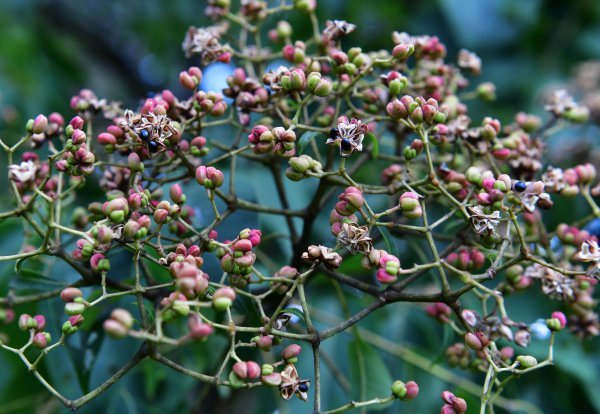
[148,140,159,153]
[513,181,527,192]
[340,138,352,152]
[139,129,150,141]
[298,383,309,392]
[329,128,339,139]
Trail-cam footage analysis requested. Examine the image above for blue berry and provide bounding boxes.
[148,140,159,153]
[340,138,352,151]
[513,181,527,192]
[139,129,150,141]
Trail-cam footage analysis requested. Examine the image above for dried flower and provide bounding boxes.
[279,364,310,401]
[337,222,373,254]
[468,206,501,235]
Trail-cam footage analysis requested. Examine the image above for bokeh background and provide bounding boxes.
[1,0,599,413]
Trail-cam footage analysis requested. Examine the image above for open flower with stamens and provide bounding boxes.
[8,160,37,184]
[327,116,367,157]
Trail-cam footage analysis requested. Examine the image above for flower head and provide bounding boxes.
[327,116,367,157]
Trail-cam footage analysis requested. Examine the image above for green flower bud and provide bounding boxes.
[516,355,538,369]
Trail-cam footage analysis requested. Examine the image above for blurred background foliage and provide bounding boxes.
[0,0,600,413]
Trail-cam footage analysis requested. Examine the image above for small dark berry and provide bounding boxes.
[513,181,527,192]
[329,128,339,139]
[298,382,309,392]
[340,138,352,151]
[148,140,159,153]
[139,129,150,141]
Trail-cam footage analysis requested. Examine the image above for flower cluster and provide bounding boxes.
[1,2,599,414]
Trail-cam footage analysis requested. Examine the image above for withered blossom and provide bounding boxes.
[323,20,356,41]
[120,110,178,156]
[301,245,343,270]
[457,49,482,75]
[541,166,566,193]
[468,205,501,235]
[327,116,367,157]
[573,240,600,278]
[525,264,574,301]
[8,160,37,184]
[513,181,551,213]
[279,364,310,401]
[337,222,372,254]
[182,24,229,64]
[544,89,576,116]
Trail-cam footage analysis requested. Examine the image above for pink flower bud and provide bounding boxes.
[33,332,51,349]
[61,287,83,303]
[32,114,48,134]
[170,183,186,204]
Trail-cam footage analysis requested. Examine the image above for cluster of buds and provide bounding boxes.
[504,264,533,291]
[438,165,470,201]
[473,174,509,208]
[306,72,333,97]
[18,314,51,348]
[425,302,452,323]
[268,20,292,43]
[446,248,485,271]
[27,113,65,147]
[103,308,134,339]
[166,244,210,299]
[178,66,203,90]
[440,391,467,414]
[402,139,424,161]
[334,187,364,216]
[123,214,151,240]
[60,287,88,316]
[248,125,297,157]
[195,166,225,190]
[464,331,490,351]
[153,200,181,225]
[556,223,597,248]
[386,95,447,125]
[329,209,358,236]
[391,380,419,401]
[399,191,422,219]
[229,360,261,387]
[445,343,471,369]
[224,68,269,123]
[194,90,228,118]
[217,229,261,286]
[381,164,403,185]
[286,155,323,181]
[547,311,567,332]
[55,117,95,176]
[380,71,408,97]
[376,251,402,284]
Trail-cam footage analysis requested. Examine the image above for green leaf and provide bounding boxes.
[277,307,305,322]
[378,226,399,257]
[297,131,321,155]
[348,337,393,406]
[365,133,379,159]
